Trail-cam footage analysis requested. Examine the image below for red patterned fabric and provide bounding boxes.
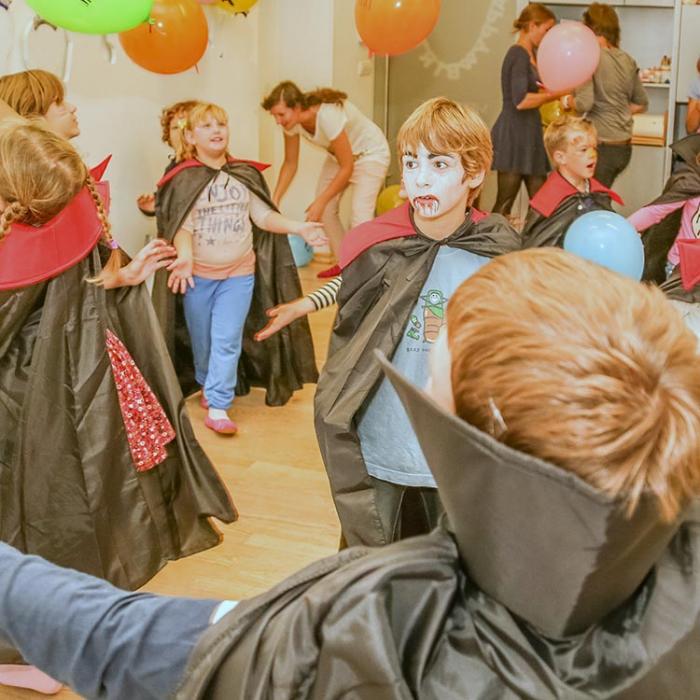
[105,329,175,471]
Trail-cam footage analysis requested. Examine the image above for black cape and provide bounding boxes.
[641,134,700,284]
[314,206,520,547]
[178,356,700,699]
[153,159,318,405]
[521,171,623,249]
[0,244,236,592]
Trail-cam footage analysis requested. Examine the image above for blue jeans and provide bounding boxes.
[183,274,255,410]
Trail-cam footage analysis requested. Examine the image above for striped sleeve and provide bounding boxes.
[307,276,342,311]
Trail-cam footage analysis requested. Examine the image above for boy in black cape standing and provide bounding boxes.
[520,114,623,249]
[3,249,700,699]
[314,97,520,547]
[153,104,320,409]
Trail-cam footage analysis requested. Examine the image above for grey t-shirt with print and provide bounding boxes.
[358,245,490,488]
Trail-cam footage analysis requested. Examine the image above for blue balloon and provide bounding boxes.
[563,211,644,280]
[287,234,314,267]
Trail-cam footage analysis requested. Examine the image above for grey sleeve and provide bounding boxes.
[630,67,649,107]
[0,543,219,700]
[573,78,595,114]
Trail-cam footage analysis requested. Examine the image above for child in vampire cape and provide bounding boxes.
[314,98,520,548]
[6,250,700,699]
[520,114,623,249]
[630,133,700,284]
[154,103,324,431]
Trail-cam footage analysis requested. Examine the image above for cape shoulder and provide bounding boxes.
[530,171,623,217]
[157,156,270,189]
[0,157,111,291]
[339,203,490,270]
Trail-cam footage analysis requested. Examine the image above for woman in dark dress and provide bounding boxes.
[491,3,560,216]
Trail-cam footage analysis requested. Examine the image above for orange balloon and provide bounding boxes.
[120,0,209,75]
[355,0,441,56]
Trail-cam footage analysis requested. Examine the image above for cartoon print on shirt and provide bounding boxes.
[421,289,448,342]
[693,201,700,238]
[407,314,422,341]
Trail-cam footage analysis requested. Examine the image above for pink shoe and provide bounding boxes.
[204,416,238,435]
[199,392,208,409]
[0,665,62,694]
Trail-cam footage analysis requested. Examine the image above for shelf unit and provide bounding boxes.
[517,0,690,213]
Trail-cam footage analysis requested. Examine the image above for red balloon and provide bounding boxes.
[119,0,209,75]
[355,0,441,56]
[537,21,600,92]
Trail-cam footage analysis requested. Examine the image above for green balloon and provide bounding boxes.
[25,0,154,35]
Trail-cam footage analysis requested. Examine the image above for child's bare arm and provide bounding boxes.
[166,229,195,294]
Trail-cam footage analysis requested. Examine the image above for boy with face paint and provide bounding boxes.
[520,114,623,249]
[315,97,520,547]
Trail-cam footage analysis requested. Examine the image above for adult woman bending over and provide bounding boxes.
[262,81,390,274]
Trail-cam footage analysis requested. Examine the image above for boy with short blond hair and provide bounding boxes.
[521,113,623,248]
[314,97,519,547]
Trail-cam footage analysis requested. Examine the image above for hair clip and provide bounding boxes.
[488,397,508,438]
[107,240,119,250]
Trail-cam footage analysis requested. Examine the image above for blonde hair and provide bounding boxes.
[182,102,230,161]
[446,248,700,522]
[0,121,122,286]
[513,3,556,32]
[0,69,64,118]
[396,97,492,205]
[544,114,597,161]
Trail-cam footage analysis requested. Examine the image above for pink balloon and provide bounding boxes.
[537,21,600,92]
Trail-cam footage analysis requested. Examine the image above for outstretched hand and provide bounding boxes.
[255,297,315,341]
[118,238,177,287]
[166,256,195,295]
[136,193,156,215]
[297,222,327,248]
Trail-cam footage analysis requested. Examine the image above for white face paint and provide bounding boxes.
[402,143,479,226]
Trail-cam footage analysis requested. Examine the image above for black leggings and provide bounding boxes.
[493,172,547,216]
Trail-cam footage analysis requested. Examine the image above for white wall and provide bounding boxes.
[1,1,262,253]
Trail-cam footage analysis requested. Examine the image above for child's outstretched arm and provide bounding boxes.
[255,276,342,341]
[103,239,176,289]
[628,200,685,233]
[166,228,195,294]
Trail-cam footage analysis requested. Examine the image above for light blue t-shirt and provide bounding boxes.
[358,246,490,488]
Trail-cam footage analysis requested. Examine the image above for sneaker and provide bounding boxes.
[199,392,208,409]
[317,263,341,279]
[204,416,238,435]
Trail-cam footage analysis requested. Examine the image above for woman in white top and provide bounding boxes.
[262,81,390,272]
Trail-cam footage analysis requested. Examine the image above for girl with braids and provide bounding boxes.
[0,117,236,693]
[262,81,390,276]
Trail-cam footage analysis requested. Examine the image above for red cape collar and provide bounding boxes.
[157,156,271,189]
[530,171,623,217]
[339,202,488,270]
[0,157,111,291]
[678,239,700,291]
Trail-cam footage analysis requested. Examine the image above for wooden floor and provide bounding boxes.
[0,261,340,700]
